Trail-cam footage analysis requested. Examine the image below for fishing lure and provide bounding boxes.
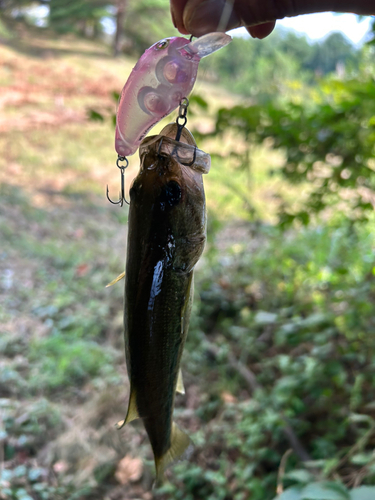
[115,32,232,158]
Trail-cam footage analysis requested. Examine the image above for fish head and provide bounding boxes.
[132,124,209,216]
[128,124,211,271]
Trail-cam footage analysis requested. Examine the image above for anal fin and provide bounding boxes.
[176,368,185,395]
[116,388,138,429]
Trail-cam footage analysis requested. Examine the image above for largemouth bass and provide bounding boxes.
[120,123,210,483]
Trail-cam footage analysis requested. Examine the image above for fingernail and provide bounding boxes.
[247,27,259,39]
[247,22,276,39]
[171,9,177,28]
[171,4,190,34]
[184,0,239,36]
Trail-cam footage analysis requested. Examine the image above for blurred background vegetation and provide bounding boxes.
[1,2,375,500]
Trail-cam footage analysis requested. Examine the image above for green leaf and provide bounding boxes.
[304,460,330,469]
[112,91,120,102]
[13,465,27,477]
[322,458,340,476]
[298,212,310,226]
[350,453,374,465]
[301,483,348,500]
[324,483,350,498]
[15,489,34,500]
[273,486,303,500]
[348,413,374,424]
[285,470,313,484]
[350,486,375,500]
[87,109,104,122]
[254,311,278,325]
[28,468,45,482]
[189,94,208,110]
[1,469,13,481]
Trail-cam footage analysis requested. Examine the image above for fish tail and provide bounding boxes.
[154,422,192,486]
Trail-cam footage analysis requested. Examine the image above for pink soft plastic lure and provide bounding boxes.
[115,32,232,157]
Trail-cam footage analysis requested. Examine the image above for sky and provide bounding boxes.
[24,7,374,46]
[277,13,373,45]
[234,13,374,46]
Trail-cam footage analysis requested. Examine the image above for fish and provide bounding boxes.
[115,32,231,157]
[119,122,210,484]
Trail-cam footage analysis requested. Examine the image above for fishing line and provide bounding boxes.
[193,0,234,94]
[217,0,235,32]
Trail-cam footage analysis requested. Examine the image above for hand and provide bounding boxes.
[170,0,375,39]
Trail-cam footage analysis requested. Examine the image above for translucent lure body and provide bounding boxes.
[115,32,231,157]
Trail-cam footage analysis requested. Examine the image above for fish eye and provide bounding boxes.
[160,180,181,207]
[156,39,169,50]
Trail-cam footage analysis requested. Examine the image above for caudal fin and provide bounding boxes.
[154,423,192,486]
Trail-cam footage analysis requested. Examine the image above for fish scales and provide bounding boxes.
[122,123,210,483]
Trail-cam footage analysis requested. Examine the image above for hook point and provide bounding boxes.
[106,156,130,207]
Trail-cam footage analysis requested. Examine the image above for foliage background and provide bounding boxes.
[0,3,375,500]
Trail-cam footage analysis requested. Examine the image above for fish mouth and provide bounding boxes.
[139,134,210,174]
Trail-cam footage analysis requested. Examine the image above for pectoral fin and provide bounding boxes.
[176,368,185,395]
[154,422,191,486]
[106,271,125,287]
[116,388,138,429]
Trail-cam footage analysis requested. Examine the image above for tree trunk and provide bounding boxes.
[114,0,127,57]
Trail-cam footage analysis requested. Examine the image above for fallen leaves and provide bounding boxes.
[115,455,143,485]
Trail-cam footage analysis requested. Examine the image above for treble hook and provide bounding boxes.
[106,156,130,206]
[179,146,196,167]
[165,134,197,167]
